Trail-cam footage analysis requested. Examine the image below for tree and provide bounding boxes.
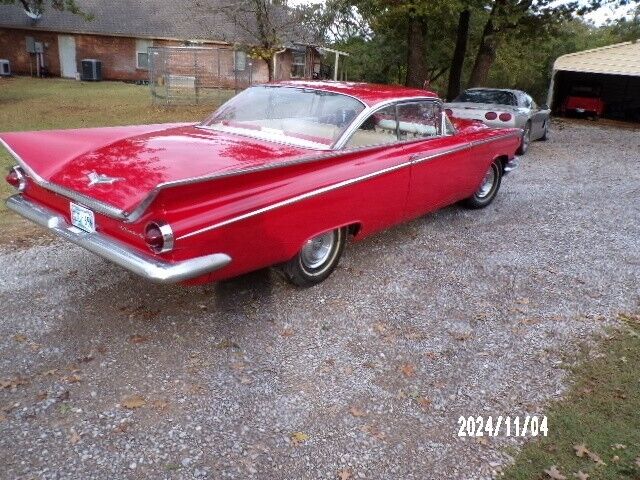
[446,8,470,99]
[468,0,638,87]
[0,0,92,19]
[193,0,307,81]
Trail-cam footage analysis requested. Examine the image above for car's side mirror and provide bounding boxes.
[541,104,549,111]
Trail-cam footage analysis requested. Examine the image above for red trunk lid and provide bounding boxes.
[1,124,310,213]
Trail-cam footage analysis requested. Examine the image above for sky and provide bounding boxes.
[288,0,637,26]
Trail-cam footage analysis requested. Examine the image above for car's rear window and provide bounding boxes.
[455,90,517,106]
[201,86,366,149]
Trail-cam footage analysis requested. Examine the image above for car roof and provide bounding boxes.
[273,80,439,106]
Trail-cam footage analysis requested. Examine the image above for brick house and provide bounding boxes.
[0,0,347,83]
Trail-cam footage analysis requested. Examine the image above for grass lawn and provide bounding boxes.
[0,76,232,230]
[503,313,640,480]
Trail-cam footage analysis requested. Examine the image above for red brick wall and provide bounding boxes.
[0,28,61,76]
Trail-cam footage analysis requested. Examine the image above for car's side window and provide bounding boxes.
[345,105,398,148]
[396,101,441,140]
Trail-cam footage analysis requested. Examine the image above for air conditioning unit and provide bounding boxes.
[0,59,10,76]
[81,59,102,81]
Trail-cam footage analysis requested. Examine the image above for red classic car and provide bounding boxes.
[561,84,605,118]
[3,81,521,287]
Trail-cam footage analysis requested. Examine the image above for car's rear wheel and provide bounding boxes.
[517,121,531,154]
[463,159,503,209]
[281,227,347,287]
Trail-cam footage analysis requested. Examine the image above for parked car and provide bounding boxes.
[3,81,521,287]
[561,84,605,119]
[445,88,551,154]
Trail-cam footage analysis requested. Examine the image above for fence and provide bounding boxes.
[149,46,255,106]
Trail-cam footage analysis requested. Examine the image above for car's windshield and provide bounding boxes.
[454,89,517,106]
[201,86,366,149]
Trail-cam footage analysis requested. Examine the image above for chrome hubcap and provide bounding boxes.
[477,166,496,198]
[301,231,335,269]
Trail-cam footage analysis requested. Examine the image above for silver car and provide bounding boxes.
[445,88,551,154]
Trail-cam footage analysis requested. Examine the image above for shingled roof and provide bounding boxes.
[0,0,313,44]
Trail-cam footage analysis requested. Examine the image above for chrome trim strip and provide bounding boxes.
[178,131,519,241]
[6,195,231,283]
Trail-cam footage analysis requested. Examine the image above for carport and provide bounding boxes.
[547,40,640,121]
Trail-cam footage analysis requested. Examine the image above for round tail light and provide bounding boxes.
[445,109,453,117]
[6,166,26,192]
[144,221,174,253]
[485,112,497,120]
[499,113,512,122]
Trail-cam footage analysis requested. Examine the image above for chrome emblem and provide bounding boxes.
[87,172,124,187]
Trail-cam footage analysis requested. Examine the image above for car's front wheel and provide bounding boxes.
[281,227,347,287]
[463,159,503,209]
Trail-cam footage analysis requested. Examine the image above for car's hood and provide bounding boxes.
[1,123,311,214]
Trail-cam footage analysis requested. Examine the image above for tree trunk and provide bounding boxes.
[469,4,500,87]
[446,9,470,100]
[266,55,274,81]
[405,15,428,88]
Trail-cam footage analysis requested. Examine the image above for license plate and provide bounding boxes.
[70,203,95,233]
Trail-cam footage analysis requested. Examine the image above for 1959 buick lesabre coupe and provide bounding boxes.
[3,81,521,287]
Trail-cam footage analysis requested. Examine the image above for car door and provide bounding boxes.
[397,100,477,221]
[340,104,414,235]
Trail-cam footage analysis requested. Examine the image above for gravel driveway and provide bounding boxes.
[1,120,639,480]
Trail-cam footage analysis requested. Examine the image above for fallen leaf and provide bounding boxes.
[349,406,365,417]
[361,424,386,440]
[374,322,387,335]
[68,429,81,445]
[36,391,48,402]
[574,444,589,458]
[476,436,489,445]
[635,457,640,467]
[0,413,6,422]
[416,396,432,410]
[13,334,27,343]
[544,465,567,480]
[611,443,626,450]
[611,455,620,463]
[586,450,606,465]
[42,369,58,377]
[128,334,149,344]
[121,394,146,409]
[281,328,294,338]
[66,374,82,384]
[151,399,169,411]
[573,472,589,480]
[400,363,416,377]
[290,432,309,445]
[337,467,352,480]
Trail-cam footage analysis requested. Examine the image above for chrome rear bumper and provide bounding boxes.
[6,195,232,283]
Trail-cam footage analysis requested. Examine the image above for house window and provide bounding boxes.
[234,51,247,72]
[136,39,153,70]
[291,51,305,78]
